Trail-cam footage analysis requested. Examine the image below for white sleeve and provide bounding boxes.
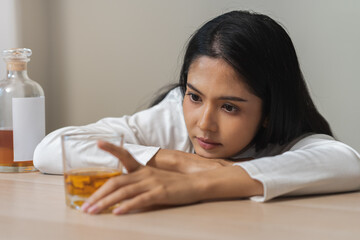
[33,88,190,174]
[234,134,360,202]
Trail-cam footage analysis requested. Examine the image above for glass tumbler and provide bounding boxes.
[61,133,123,210]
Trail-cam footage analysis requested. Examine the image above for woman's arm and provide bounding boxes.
[34,88,190,174]
[33,122,161,174]
[81,141,263,215]
[149,134,360,203]
[81,134,360,214]
[235,134,360,202]
[146,149,235,173]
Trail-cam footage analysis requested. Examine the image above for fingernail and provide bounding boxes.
[97,140,105,147]
[87,204,100,214]
[81,202,90,212]
[113,206,126,215]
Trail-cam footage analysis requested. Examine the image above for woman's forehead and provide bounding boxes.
[187,56,253,96]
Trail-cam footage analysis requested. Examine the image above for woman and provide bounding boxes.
[34,10,360,215]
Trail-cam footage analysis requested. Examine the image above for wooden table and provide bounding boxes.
[0,172,359,240]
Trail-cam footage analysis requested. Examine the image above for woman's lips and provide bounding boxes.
[196,137,221,150]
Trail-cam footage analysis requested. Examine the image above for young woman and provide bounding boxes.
[34,10,360,215]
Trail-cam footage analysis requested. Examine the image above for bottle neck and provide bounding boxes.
[6,62,29,79]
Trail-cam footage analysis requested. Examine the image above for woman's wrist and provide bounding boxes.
[190,166,264,201]
[147,149,177,170]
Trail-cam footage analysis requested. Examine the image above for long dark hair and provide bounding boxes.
[155,10,332,150]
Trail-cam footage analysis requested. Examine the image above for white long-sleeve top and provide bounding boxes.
[33,88,360,202]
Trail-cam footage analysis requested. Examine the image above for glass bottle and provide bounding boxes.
[0,48,45,172]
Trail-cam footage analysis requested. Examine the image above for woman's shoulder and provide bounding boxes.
[160,87,183,103]
[290,133,335,149]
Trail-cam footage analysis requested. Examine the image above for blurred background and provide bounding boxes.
[0,0,359,152]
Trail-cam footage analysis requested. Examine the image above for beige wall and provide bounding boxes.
[12,0,360,152]
[0,0,18,80]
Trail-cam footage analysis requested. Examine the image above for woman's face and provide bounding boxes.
[183,56,263,159]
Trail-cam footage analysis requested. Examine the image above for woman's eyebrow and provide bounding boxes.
[187,83,247,102]
[187,83,203,95]
[219,96,247,102]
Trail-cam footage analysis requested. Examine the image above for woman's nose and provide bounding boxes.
[198,105,218,132]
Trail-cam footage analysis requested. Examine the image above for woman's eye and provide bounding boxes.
[188,93,201,103]
[222,103,239,113]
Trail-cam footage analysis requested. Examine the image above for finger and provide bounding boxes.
[83,175,122,206]
[86,181,149,214]
[112,187,162,215]
[97,140,142,172]
[82,169,146,212]
[81,174,132,212]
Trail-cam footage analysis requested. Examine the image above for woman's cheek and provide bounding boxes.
[223,119,255,150]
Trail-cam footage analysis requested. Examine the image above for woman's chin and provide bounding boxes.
[194,149,223,159]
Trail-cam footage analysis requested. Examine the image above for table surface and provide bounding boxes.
[0,172,359,240]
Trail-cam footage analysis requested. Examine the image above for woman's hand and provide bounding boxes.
[81,141,263,215]
[81,141,204,215]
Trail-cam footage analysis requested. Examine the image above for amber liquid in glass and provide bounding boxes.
[0,130,35,172]
[64,168,122,210]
